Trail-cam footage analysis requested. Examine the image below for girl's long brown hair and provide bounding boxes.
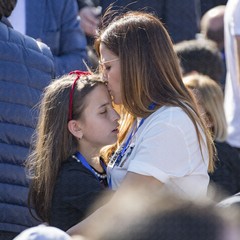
[96,11,215,172]
[26,74,105,223]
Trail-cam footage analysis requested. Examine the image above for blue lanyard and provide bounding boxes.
[108,103,156,189]
[75,151,106,181]
[114,102,156,166]
[113,119,143,166]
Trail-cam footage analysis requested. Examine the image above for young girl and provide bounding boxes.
[67,11,215,236]
[27,71,120,231]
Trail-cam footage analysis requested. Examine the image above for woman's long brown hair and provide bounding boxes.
[96,11,215,172]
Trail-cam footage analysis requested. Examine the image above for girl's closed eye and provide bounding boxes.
[100,109,107,114]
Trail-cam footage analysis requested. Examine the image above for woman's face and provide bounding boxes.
[99,43,122,104]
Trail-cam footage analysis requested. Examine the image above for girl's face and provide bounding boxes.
[99,43,122,104]
[79,84,120,149]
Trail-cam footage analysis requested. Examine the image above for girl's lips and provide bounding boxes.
[112,125,119,133]
[112,129,119,134]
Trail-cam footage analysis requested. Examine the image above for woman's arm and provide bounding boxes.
[67,172,163,236]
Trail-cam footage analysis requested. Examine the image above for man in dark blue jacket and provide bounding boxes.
[9,0,88,76]
[0,0,55,239]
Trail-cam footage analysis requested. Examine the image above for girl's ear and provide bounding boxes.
[68,120,83,139]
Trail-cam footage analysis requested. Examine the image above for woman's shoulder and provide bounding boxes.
[136,106,195,141]
[149,105,192,125]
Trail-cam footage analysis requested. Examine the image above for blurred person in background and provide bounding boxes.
[0,0,55,239]
[8,0,88,76]
[223,0,240,156]
[174,38,225,89]
[200,5,225,52]
[99,0,200,44]
[76,0,101,70]
[183,74,240,198]
[199,5,226,88]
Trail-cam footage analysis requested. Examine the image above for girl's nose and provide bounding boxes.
[112,109,120,122]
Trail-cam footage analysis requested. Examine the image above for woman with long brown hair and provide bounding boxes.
[68,11,215,236]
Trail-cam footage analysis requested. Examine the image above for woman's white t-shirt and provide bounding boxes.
[107,106,209,199]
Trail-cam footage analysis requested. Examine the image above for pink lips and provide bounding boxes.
[112,124,119,134]
[113,129,119,134]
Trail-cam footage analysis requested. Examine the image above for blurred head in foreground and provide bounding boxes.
[72,186,240,240]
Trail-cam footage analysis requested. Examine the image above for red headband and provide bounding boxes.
[68,70,91,121]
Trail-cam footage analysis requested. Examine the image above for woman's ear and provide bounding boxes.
[68,120,83,139]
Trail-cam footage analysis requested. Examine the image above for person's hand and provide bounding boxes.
[79,6,101,37]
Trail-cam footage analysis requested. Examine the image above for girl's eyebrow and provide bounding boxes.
[99,58,119,65]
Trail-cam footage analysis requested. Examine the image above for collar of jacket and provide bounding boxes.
[1,16,13,28]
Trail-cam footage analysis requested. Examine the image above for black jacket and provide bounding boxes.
[50,156,111,231]
[209,141,240,196]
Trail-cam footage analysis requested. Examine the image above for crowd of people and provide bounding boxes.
[0,0,240,239]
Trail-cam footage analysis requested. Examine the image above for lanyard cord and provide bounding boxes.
[74,151,107,181]
[108,103,156,189]
[114,102,156,166]
[114,118,143,166]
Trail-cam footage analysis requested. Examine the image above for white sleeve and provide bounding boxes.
[127,120,196,183]
[232,0,240,35]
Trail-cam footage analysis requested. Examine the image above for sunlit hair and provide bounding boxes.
[95,11,215,172]
[26,73,105,223]
[183,74,227,142]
